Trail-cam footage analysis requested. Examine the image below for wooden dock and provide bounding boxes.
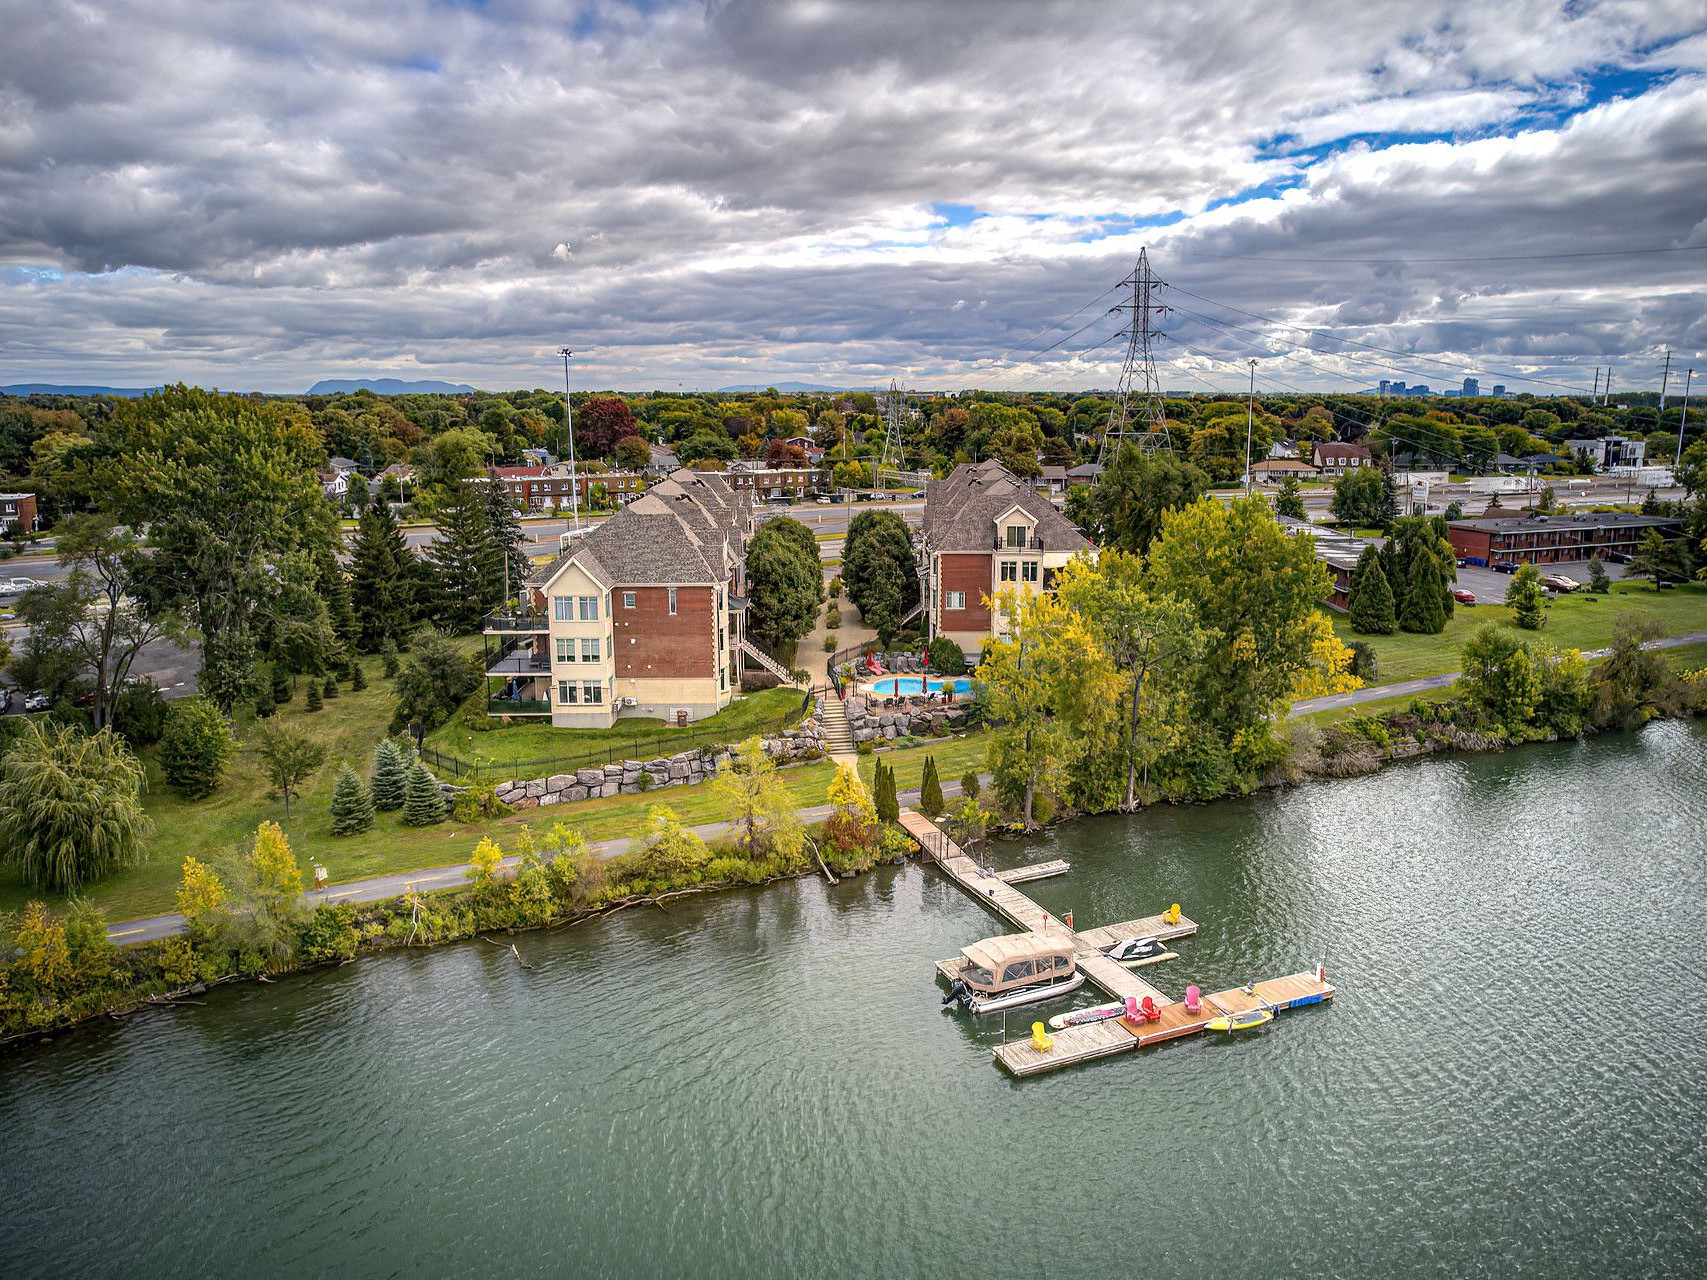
[898,809,1334,1078]
[996,859,1071,884]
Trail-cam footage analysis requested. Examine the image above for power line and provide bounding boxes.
[981,280,1125,370]
[1157,243,1707,265]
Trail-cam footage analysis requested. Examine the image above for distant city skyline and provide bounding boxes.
[2,2,1705,395]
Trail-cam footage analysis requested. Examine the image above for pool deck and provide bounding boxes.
[897,808,1335,1078]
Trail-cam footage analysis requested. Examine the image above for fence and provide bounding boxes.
[422,686,819,782]
[826,640,877,698]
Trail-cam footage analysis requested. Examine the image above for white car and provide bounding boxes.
[22,690,51,712]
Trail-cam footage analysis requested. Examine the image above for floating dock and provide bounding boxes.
[898,808,1333,1078]
[995,859,1071,884]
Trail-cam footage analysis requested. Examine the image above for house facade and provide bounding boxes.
[0,492,37,534]
[918,460,1091,652]
[489,464,646,512]
[723,461,826,501]
[1446,512,1684,566]
[484,469,752,728]
[1311,442,1373,474]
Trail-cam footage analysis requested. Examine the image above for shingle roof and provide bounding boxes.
[530,468,749,589]
[923,460,1091,553]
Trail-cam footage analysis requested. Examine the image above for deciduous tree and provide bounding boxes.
[0,722,150,894]
[158,696,236,800]
[252,722,326,817]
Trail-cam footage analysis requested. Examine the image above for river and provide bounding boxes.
[3,722,1705,1278]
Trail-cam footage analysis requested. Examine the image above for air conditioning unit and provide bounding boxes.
[616,696,638,709]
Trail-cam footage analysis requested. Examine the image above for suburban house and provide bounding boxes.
[723,461,826,501]
[0,492,38,534]
[1032,464,1070,499]
[484,469,768,728]
[783,435,827,464]
[1446,512,1684,567]
[917,459,1091,652]
[1250,458,1319,481]
[1564,435,1646,471]
[1311,442,1373,474]
[489,464,645,512]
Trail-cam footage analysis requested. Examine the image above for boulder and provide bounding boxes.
[576,768,603,787]
[603,764,623,779]
[547,774,573,792]
[566,785,589,802]
[512,796,539,810]
[539,792,561,807]
[669,761,690,780]
[524,779,546,798]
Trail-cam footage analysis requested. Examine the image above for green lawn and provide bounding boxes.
[424,685,811,772]
[1333,581,1707,684]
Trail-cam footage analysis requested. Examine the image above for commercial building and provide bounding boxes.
[1563,435,1646,471]
[489,464,646,512]
[917,459,1090,651]
[1446,512,1684,567]
[1462,377,1479,398]
[0,492,37,534]
[483,469,756,727]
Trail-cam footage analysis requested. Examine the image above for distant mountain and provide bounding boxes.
[2,383,163,397]
[309,378,478,396]
[714,381,848,394]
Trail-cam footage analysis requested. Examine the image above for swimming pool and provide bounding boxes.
[865,676,973,697]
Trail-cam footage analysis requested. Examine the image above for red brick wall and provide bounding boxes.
[1447,527,1493,562]
[938,553,991,632]
[613,585,715,678]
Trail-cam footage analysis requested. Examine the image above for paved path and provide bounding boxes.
[105,774,991,946]
[1287,630,1707,718]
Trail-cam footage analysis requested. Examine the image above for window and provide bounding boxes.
[578,595,598,621]
[552,596,573,622]
[945,590,966,611]
[999,561,1018,582]
[1022,561,1039,583]
[582,682,603,705]
[667,587,677,615]
[581,637,600,663]
[1005,524,1029,549]
[555,637,575,663]
[623,591,636,609]
[1001,960,1035,982]
[557,680,578,705]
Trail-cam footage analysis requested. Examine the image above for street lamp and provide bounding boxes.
[558,347,581,532]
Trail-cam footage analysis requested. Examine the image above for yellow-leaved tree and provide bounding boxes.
[714,737,806,869]
[822,762,878,872]
[176,856,228,931]
[468,837,505,892]
[250,822,301,898]
[1290,612,1363,701]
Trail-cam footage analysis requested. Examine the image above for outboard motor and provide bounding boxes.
[943,978,970,1007]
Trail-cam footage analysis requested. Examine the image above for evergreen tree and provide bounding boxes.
[919,755,944,817]
[349,493,415,652]
[379,637,401,677]
[425,479,501,632]
[1347,545,1397,635]
[1587,554,1611,594]
[320,562,360,662]
[960,771,981,803]
[349,662,368,692]
[1399,551,1447,633]
[322,673,339,700]
[481,477,531,603]
[253,692,276,719]
[158,696,236,800]
[875,762,900,822]
[271,665,292,705]
[402,760,445,826]
[1376,465,1401,529]
[305,679,323,711]
[1506,563,1546,629]
[1273,476,1306,520]
[329,763,375,836]
[370,739,408,811]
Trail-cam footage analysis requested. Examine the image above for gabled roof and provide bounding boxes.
[530,468,749,589]
[922,460,1090,554]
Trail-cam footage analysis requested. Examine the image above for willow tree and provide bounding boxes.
[714,737,805,868]
[0,722,151,894]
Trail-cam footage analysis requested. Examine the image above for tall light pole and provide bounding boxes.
[558,347,581,532]
[1244,359,1257,496]
[1676,368,1694,472]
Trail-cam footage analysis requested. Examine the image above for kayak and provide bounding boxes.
[1047,1002,1125,1031]
[1206,1007,1273,1032]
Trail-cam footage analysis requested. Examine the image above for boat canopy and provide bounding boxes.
[956,932,1076,994]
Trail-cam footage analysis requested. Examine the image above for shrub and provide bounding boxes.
[379,638,401,678]
[349,663,369,692]
[824,633,838,652]
[253,693,276,719]
[329,764,376,836]
[959,771,980,803]
[112,682,170,747]
[322,674,339,700]
[159,696,237,799]
[1348,641,1379,683]
[298,902,361,964]
[450,784,511,824]
[927,637,967,675]
[271,666,292,706]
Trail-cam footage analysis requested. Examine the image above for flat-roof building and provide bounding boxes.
[1446,512,1683,567]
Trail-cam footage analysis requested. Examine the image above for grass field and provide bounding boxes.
[424,685,810,770]
[1332,581,1707,684]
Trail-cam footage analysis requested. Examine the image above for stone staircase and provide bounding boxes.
[817,691,857,756]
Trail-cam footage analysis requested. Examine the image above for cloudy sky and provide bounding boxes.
[2,0,1705,394]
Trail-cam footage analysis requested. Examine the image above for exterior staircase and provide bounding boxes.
[739,636,795,683]
[818,690,857,756]
[898,600,923,627]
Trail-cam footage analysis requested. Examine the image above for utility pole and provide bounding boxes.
[1591,367,1601,403]
[1244,359,1256,496]
[1099,247,1172,465]
[1604,369,1614,407]
[558,347,581,532]
[1677,368,1694,472]
[1658,349,1671,441]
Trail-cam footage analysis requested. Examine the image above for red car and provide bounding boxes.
[1451,588,1476,605]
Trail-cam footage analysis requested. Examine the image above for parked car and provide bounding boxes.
[1451,588,1476,605]
[22,690,51,712]
[1492,560,1520,574]
[1543,574,1580,594]
[815,495,835,504]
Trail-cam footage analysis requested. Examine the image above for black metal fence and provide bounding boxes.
[423,686,819,782]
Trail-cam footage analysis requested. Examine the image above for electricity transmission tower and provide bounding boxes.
[1099,248,1172,465]
[877,378,907,482]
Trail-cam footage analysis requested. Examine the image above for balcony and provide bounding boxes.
[484,611,550,633]
[486,636,553,675]
[488,698,551,716]
[995,535,1044,551]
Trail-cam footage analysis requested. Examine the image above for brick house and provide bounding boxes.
[724,461,826,501]
[918,459,1091,652]
[0,492,38,534]
[1311,442,1373,474]
[484,469,752,727]
[489,464,645,512]
[1446,512,1684,567]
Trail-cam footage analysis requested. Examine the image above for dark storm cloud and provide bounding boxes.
[1,0,1705,390]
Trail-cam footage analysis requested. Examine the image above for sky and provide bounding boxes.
[2,0,1706,396]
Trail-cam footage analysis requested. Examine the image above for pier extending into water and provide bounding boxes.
[898,809,1334,1076]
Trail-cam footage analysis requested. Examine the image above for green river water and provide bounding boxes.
[3,722,1706,1278]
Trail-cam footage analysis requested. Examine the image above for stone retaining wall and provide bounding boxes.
[842,695,970,744]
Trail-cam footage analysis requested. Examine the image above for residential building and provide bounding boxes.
[918,459,1091,651]
[1250,458,1319,482]
[1446,512,1683,567]
[326,456,362,476]
[1310,442,1373,474]
[646,446,682,475]
[1032,464,1070,499]
[1065,462,1104,485]
[0,492,38,534]
[723,461,826,501]
[783,435,826,464]
[484,469,753,727]
[1563,435,1646,471]
[489,464,645,512]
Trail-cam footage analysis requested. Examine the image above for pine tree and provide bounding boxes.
[379,637,401,677]
[481,477,531,603]
[1347,545,1397,635]
[370,739,408,811]
[1587,555,1611,595]
[271,665,292,705]
[305,680,324,711]
[1506,563,1546,629]
[919,755,944,817]
[253,692,276,719]
[425,479,502,633]
[1376,465,1401,529]
[322,673,339,700]
[320,562,360,661]
[876,762,900,822]
[1399,551,1447,634]
[349,492,415,652]
[349,662,368,692]
[329,763,375,836]
[402,760,445,826]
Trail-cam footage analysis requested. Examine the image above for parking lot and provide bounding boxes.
[1452,557,1635,605]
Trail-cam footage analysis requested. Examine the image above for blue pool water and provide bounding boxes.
[867,676,972,697]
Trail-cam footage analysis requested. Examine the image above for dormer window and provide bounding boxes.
[1005,524,1029,549]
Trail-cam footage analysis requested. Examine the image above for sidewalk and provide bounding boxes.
[105,774,993,946]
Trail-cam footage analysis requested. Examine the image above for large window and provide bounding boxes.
[1022,561,1039,583]
[945,590,966,610]
[581,637,600,663]
[1005,524,1029,549]
[578,595,599,621]
[555,637,575,663]
[999,561,1018,582]
[557,680,578,705]
[552,596,573,622]
[582,681,603,705]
